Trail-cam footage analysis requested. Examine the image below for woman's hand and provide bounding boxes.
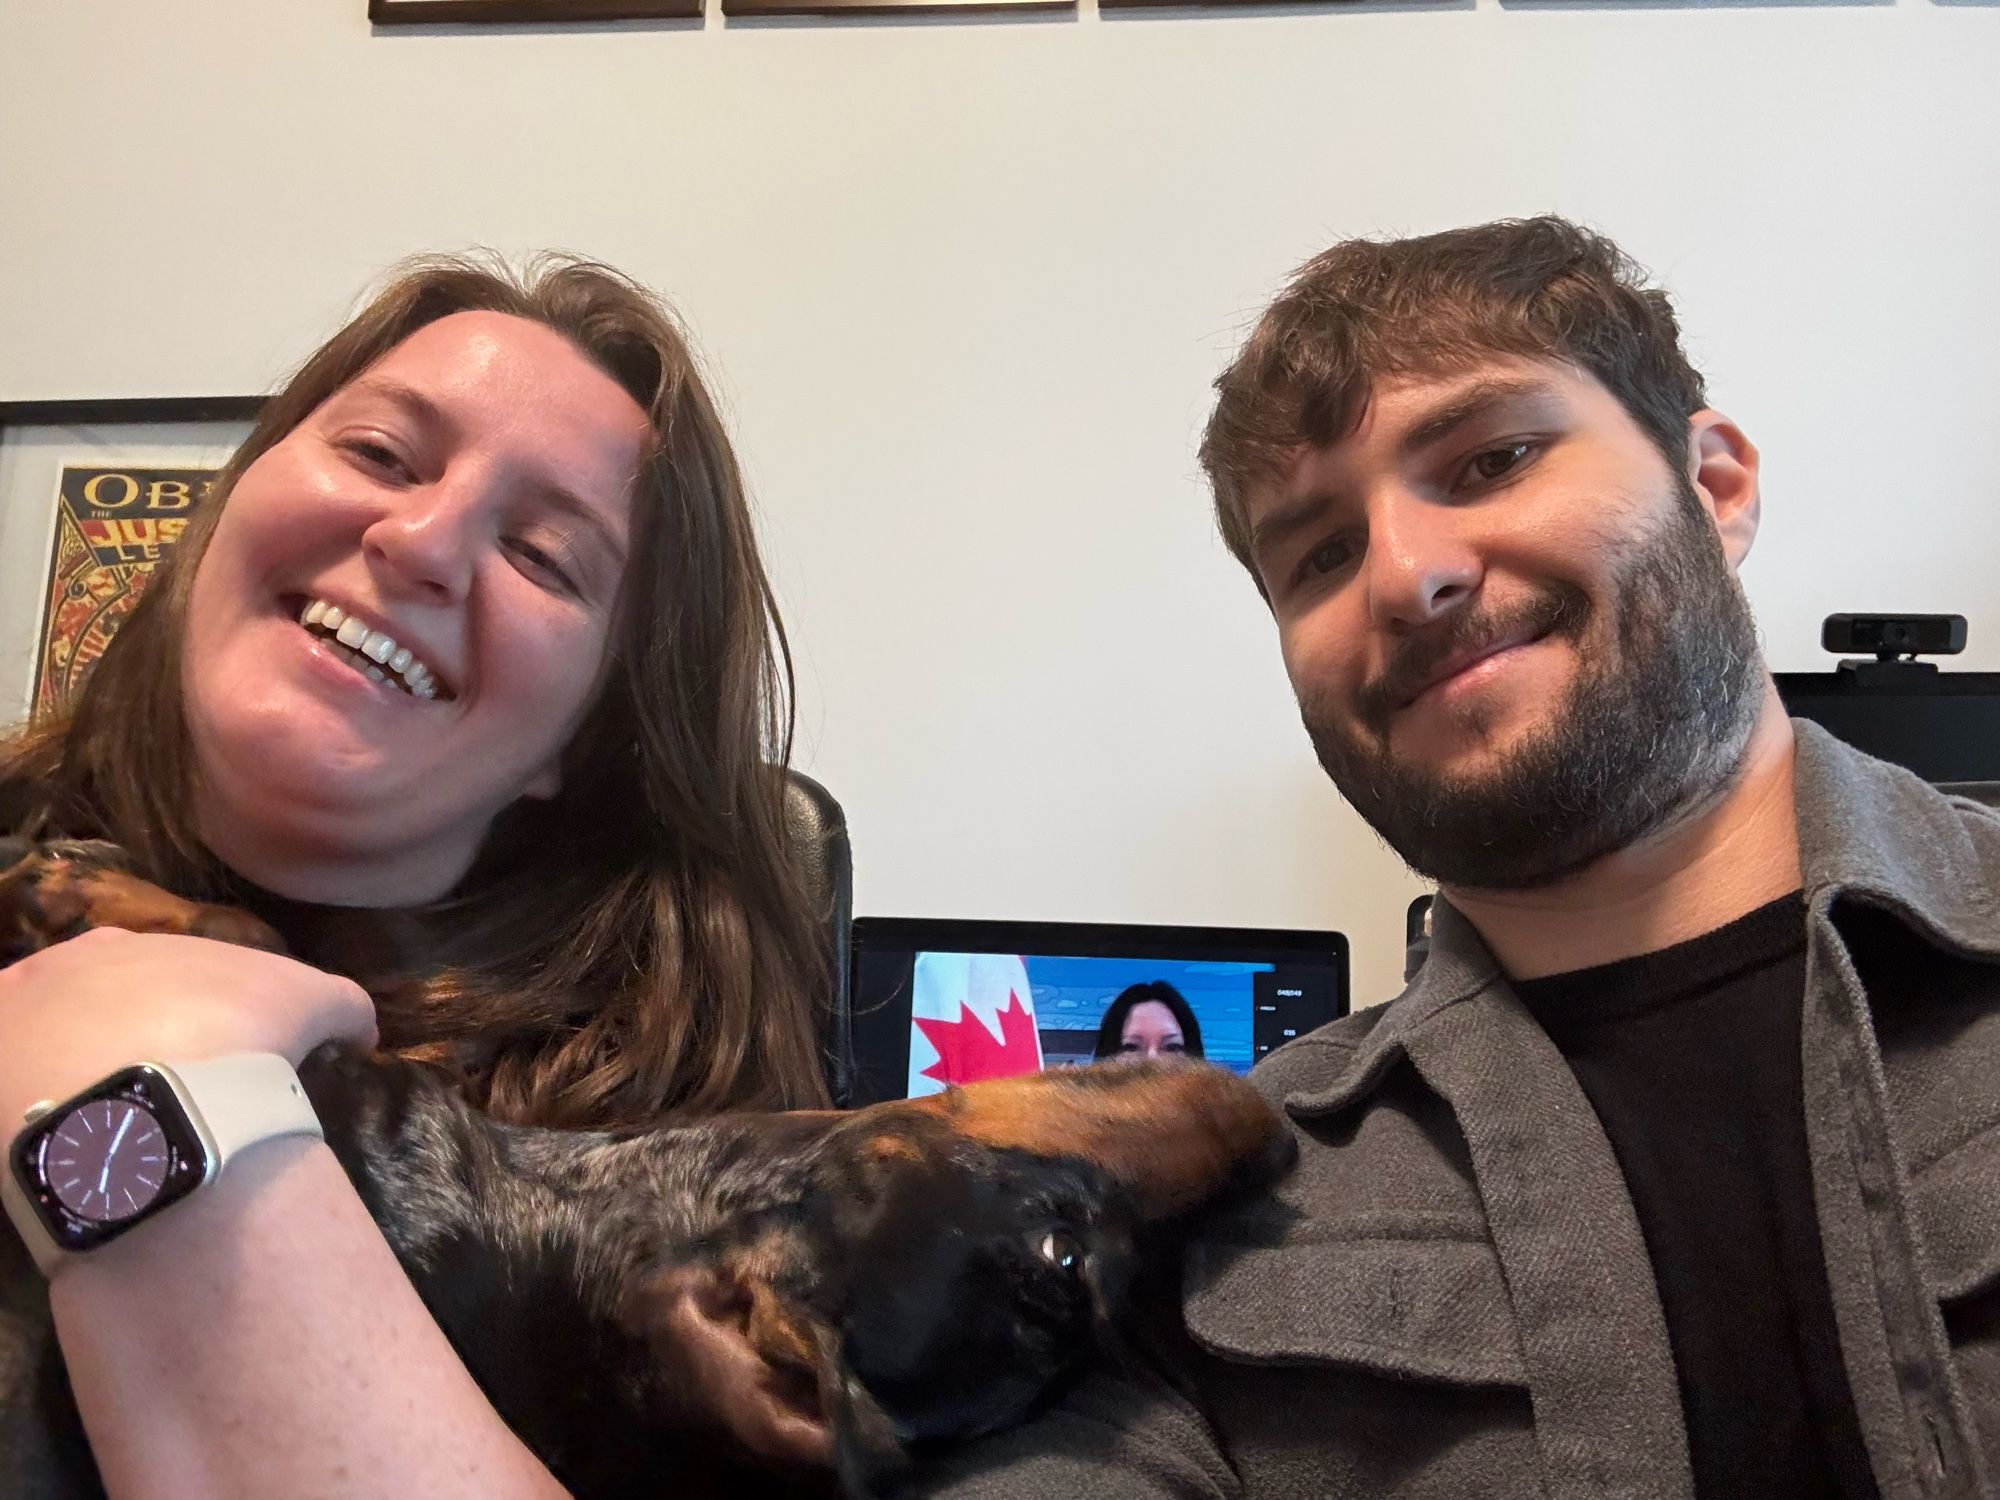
[2,931,569,1500]
[0,927,377,1127]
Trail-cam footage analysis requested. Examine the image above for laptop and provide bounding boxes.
[848,916,1349,1106]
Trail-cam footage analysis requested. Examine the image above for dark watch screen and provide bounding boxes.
[9,1065,210,1253]
[46,1098,170,1222]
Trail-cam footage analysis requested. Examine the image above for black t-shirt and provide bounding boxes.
[1513,894,1880,1499]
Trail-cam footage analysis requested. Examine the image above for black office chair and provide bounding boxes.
[1404,894,1435,984]
[782,770,855,1107]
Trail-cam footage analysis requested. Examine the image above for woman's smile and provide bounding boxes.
[291,597,447,699]
[181,310,647,903]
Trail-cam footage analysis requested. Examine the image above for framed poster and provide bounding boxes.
[0,398,264,724]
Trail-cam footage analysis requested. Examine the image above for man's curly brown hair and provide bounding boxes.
[1199,216,1709,581]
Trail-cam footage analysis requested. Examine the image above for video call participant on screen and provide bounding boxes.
[926,217,2000,1498]
[1093,982,1206,1062]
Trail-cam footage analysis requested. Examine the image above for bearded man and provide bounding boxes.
[929,218,2000,1500]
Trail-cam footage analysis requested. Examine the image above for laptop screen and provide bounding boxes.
[848,917,1348,1106]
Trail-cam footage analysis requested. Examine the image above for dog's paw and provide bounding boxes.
[0,843,287,964]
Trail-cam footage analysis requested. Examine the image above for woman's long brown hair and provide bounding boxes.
[1,253,832,1126]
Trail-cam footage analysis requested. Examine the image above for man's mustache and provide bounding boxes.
[1356,586,1591,728]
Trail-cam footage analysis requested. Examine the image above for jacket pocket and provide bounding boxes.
[1910,1123,2000,1304]
[1910,1122,2000,1489]
[1182,1229,1527,1388]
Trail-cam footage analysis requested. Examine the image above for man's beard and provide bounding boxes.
[1300,479,1765,892]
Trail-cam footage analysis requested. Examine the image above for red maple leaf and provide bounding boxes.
[914,988,1043,1087]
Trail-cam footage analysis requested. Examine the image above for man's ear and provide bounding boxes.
[1686,411,1762,570]
[622,1262,835,1471]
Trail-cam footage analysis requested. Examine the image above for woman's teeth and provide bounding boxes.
[298,599,441,699]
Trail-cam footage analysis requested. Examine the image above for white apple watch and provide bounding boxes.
[2,1053,323,1276]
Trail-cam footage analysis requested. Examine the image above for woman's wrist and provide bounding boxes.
[48,1136,569,1500]
[0,929,375,1134]
[0,1017,254,1144]
[45,1132,330,1290]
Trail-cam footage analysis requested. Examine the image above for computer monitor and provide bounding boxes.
[1775,668,2000,787]
[848,917,1348,1107]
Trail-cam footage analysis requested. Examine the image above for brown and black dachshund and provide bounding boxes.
[2,839,1294,1497]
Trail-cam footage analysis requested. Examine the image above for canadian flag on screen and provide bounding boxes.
[906,952,1046,1097]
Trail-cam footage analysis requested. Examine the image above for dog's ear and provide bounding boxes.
[828,1363,911,1500]
[902,1062,1295,1222]
[622,1259,836,1472]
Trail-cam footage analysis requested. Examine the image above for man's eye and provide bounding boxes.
[1296,535,1356,583]
[1467,443,1534,483]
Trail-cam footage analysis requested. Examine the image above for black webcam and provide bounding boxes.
[1822,614,1967,661]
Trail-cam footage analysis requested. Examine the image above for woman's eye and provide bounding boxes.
[507,538,578,594]
[1036,1229,1084,1276]
[1467,442,1534,483]
[343,438,414,480]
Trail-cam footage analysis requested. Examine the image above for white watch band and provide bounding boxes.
[167,1053,323,1169]
[2,1051,323,1277]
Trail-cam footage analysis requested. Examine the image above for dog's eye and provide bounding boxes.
[1036,1229,1084,1275]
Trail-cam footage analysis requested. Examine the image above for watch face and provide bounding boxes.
[43,1098,170,1223]
[9,1066,210,1253]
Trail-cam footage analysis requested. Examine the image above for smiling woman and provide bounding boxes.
[0,254,834,1498]
[2,256,830,1126]
[182,309,656,916]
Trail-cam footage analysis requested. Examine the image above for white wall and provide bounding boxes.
[4,0,1998,1006]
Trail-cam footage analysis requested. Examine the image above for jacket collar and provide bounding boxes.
[1286,720,2000,1122]
[1789,719,2000,956]
[1284,894,1501,1118]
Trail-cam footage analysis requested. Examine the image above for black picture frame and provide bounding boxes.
[721,0,1067,15]
[0,396,266,720]
[370,0,705,21]
[0,396,266,430]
